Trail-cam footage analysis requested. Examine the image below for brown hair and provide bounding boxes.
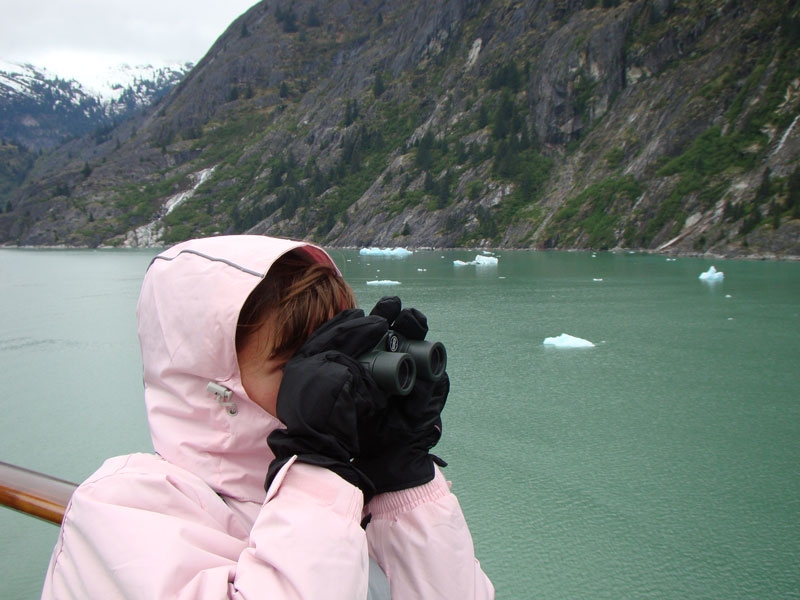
[236,249,357,362]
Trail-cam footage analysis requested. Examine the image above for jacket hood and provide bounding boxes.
[136,235,338,502]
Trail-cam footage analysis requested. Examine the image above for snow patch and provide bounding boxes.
[466,39,482,70]
[773,114,799,157]
[0,57,190,110]
[165,167,215,215]
[123,166,215,247]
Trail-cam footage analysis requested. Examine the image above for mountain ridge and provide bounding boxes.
[0,60,192,151]
[1,0,799,259]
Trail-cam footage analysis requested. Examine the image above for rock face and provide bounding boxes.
[1,0,799,259]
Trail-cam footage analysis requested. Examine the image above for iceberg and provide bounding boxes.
[453,255,499,266]
[359,247,413,257]
[367,280,401,286]
[699,266,724,282]
[543,333,595,348]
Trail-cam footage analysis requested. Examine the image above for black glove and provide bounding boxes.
[266,309,388,494]
[354,297,449,494]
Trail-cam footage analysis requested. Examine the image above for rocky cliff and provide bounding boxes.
[1,0,798,258]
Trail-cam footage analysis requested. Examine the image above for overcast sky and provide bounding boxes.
[0,0,259,80]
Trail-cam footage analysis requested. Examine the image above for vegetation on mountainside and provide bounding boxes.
[547,176,643,250]
[158,0,800,252]
[2,0,799,256]
[630,3,800,250]
[571,1,795,250]
[0,142,35,204]
[162,49,557,247]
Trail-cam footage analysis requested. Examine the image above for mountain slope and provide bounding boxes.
[1,0,799,258]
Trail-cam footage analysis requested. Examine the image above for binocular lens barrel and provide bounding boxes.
[358,350,417,396]
[358,332,448,395]
[401,340,447,381]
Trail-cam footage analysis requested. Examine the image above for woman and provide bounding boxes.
[42,235,494,599]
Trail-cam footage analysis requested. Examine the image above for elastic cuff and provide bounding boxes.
[367,467,449,519]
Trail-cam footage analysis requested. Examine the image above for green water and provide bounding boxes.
[2,248,799,598]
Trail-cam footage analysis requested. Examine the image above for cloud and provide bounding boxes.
[0,0,258,73]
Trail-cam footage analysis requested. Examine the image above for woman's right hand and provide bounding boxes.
[265,309,388,493]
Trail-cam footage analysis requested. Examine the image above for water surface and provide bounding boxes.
[2,247,798,598]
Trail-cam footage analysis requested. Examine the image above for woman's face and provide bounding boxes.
[237,321,285,417]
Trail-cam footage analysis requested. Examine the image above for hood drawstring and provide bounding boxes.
[207,382,238,416]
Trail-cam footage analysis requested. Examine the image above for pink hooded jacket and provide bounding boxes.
[42,235,494,599]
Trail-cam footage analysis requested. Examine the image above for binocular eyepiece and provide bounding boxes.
[358,331,447,395]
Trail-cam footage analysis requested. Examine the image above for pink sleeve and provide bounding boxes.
[42,456,368,599]
[237,460,370,598]
[366,467,495,599]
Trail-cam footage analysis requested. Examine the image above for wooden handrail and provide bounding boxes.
[0,461,77,525]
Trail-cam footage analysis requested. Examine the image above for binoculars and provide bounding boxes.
[358,331,447,395]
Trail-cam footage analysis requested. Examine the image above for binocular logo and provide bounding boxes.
[386,333,401,353]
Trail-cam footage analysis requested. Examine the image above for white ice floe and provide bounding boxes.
[453,255,499,266]
[543,333,595,348]
[699,266,724,282]
[367,280,402,286]
[359,247,413,257]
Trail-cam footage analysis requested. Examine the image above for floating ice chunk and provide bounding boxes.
[593,278,603,282]
[699,266,724,281]
[367,280,401,286]
[453,254,499,266]
[543,333,595,348]
[359,247,413,257]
